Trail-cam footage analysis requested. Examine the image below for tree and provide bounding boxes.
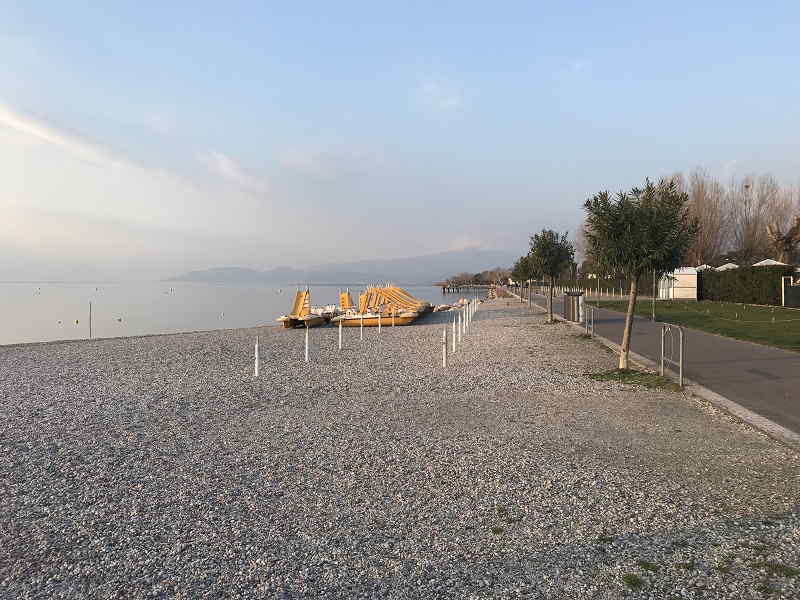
[767,216,800,263]
[529,230,574,323]
[684,168,730,265]
[584,179,697,369]
[729,174,793,262]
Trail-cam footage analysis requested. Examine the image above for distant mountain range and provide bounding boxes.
[170,248,515,285]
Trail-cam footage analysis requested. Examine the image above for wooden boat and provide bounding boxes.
[276,289,327,328]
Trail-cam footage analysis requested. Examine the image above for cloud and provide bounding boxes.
[416,80,462,112]
[0,103,117,167]
[142,110,174,135]
[569,59,592,72]
[279,148,335,179]
[278,147,382,180]
[198,150,268,194]
[446,233,483,252]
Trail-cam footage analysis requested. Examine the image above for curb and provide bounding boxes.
[509,290,800,451]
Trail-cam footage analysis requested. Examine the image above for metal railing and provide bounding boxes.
[660,323,684,386]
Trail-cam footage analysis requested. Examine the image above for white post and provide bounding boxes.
[360,314,364,340]
[254,336,260,377]
[458,313,462,344]
[88,301,92,339]
[378,312,382,333]
[442,327,447,368]
[304,325,309,362]
[452,314,456,352]
[338,320,342,350]
[392,311,395,327]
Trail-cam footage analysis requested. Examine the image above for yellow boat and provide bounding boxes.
[330,285,429,327]
[333,311,419,327]
[276,289,327,328]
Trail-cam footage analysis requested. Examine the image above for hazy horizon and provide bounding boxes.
[3,2,799,281]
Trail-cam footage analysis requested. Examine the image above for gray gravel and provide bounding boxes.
[1,299,799,599]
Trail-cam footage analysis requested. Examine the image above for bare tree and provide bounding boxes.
[767,217,800,263]
[729,174,792,262]
[684,168,729,265]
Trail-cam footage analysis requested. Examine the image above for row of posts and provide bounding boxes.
[254,301,479,375]
[442,298,477,368]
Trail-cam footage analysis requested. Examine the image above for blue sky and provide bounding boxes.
[1,2,799,279]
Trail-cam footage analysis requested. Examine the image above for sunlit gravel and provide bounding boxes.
[1,299,798,599]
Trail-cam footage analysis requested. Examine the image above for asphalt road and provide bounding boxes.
[529,293,800,435]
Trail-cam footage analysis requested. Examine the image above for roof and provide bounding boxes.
[752,259,787,266]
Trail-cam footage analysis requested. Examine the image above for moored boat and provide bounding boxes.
[331,310,419,327]
[329,284,428,327]
[276,289,327,328]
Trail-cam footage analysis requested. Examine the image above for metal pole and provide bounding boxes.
[442,327,447,368]
[660,326,665,376]
[338,320,342,350]
[652,269,656,321]
[89,301,92,339]
[392,311,395,327]
[254,336,259,377]
[304,325,309,362]
[452,314,456,352]
[458,313,462,344]
[360,314,364,340]
[378,312,381,333]
[679,327,684,387]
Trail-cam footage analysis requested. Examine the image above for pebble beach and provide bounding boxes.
[1,298,799,599]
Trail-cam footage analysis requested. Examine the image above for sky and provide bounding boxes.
[1,1,799,280]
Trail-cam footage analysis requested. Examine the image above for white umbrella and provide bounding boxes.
[715,263,739,271]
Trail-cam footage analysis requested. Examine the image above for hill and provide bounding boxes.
[170,248,514,284]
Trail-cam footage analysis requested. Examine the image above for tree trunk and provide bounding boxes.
[547,278,554,323]
[619,277,639,369]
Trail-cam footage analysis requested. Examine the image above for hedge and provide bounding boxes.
[698,266,795,305]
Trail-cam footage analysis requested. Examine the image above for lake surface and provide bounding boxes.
[0,282,469,346]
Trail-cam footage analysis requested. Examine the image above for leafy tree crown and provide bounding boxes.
[528,229,574,280]
[583,179,697,279]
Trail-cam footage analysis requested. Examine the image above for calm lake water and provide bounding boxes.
[0,282,468,346]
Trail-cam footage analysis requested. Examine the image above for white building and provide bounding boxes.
[658,267,698,300]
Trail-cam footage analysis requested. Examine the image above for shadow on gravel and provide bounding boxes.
[261,510,800,599]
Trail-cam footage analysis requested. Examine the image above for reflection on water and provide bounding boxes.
[0,282,473,345]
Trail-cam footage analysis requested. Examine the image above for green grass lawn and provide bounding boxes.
[594,299,800,352]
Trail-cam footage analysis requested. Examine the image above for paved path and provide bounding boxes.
[530,293,800,435]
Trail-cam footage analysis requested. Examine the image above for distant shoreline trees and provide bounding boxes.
[440,267,510,288]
